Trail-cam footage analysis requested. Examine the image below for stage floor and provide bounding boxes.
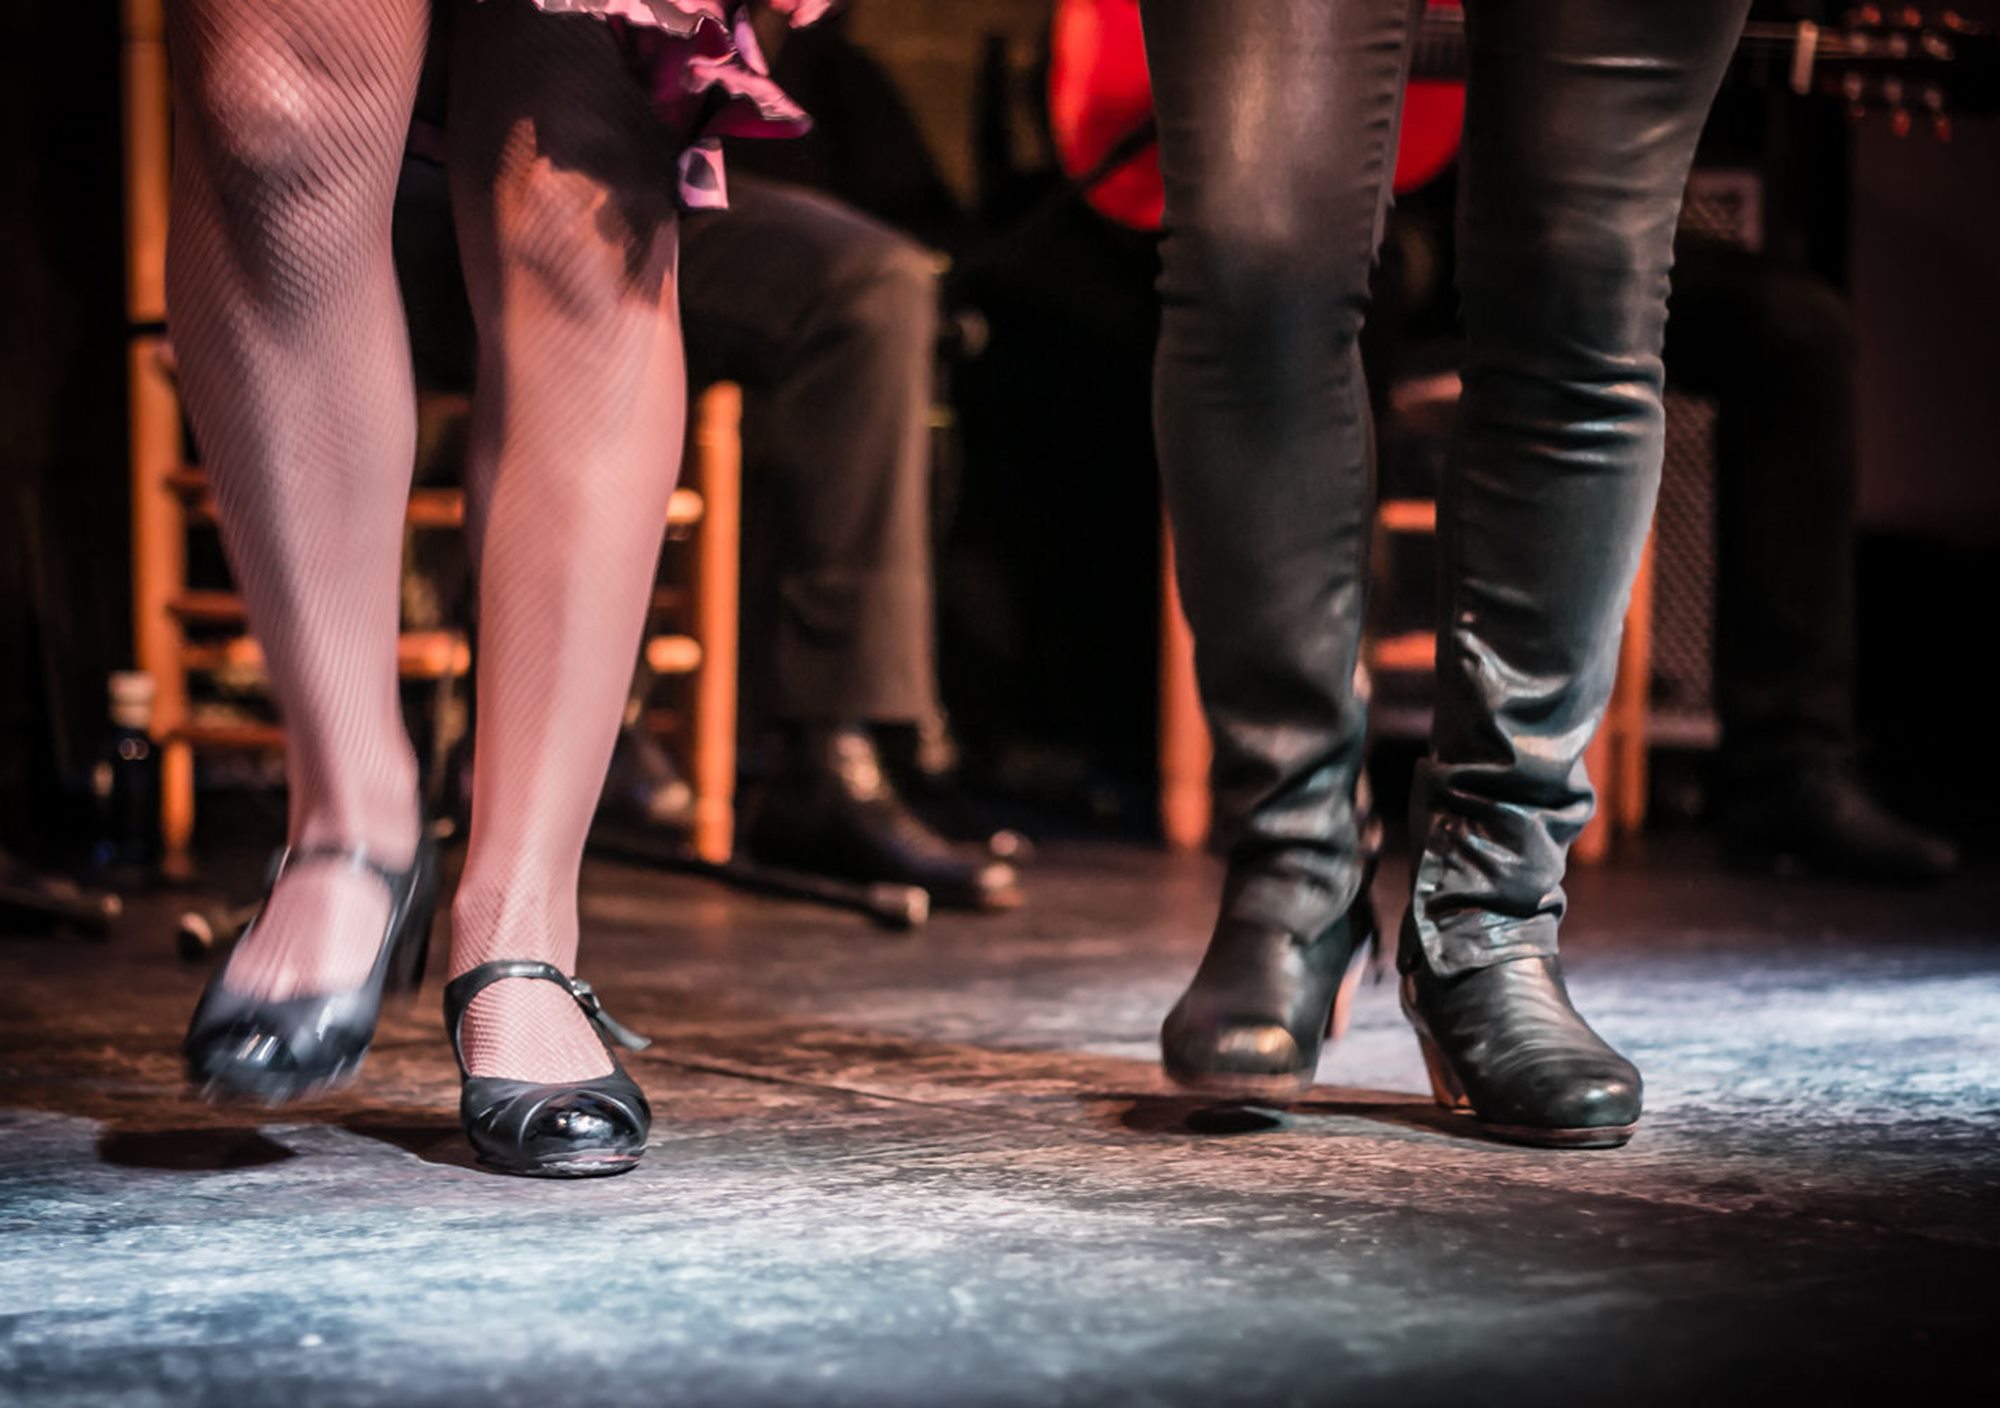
[2,835,1996,1406]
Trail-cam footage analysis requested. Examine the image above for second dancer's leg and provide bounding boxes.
[1402,0,1753,1146]
[1140,0,1417,1092]
[171,0,437,1103]
[443,0,687,1169]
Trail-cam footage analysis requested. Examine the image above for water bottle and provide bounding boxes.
[90,671,162,870]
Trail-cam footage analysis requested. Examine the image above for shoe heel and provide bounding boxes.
[387,855,440,994]
[1413,1026,1473,1113]
[1326,942,1368,1042]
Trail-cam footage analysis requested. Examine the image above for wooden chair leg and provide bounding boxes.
[1611,531,1656,836]
[688,383,742,864]
[124,1,189,870]
[1159,517,1212,852]
[1574,729,1615,865]
[1574,528,1657,864]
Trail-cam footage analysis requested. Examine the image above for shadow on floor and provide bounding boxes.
[338,1112,484,1171]
[95,1126,298,1172]
[1089,1088,1484,1144]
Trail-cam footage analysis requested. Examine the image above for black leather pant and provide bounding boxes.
[1140,0,1751,975]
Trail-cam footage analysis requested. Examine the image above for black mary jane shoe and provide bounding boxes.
[444,959,654,1179]
[1398,917,1642,1150]
[183,835,440,1106]
[1160,879,1380,1098]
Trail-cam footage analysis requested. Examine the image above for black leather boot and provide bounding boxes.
[1161,881,1377,1097]
[1721,766,1958,885]
[744,725,1022,912]
[1398,915,1641,1149]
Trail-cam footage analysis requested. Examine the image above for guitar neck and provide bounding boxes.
[1410,14,1901,89]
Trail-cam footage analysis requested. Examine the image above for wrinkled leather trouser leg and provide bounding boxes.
[1410,0,1751,976]
[1141,0,1418,939]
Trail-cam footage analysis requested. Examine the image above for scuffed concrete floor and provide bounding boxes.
[2,836,1996,1406]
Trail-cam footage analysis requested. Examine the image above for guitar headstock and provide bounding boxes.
[1824,7,2000,138]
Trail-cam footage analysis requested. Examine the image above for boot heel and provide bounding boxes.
[1326,858,1382,1042]
[1413,1026,1473,1113]
[1326,941,1369,1041]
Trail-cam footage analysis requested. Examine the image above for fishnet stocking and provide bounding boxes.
[445,0,688,1082]
[165,0,429,1001]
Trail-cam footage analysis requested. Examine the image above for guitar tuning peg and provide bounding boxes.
[1941,10,1968,32]
[1850,3,1883,26]
[1896,6,1922,27]
[1932,113,1954,141]
[1892,106,1914,136]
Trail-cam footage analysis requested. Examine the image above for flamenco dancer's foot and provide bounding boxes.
[1160,862,1380,1097]
[1398,917,1641,1150]
[446,956,651,1179]
[184,823,438,1106]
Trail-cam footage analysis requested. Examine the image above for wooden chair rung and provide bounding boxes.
[167,467,705,534]
[182,630,472,681]
[167,720,286,751]
[1367,630,1437,673]
[1376,499,1438,535]
[643,634,704,677]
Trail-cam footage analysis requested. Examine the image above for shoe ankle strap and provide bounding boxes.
[263,841,412,894]
[442,959,653,1071]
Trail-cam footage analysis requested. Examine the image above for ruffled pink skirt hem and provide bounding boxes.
[522,0,831,209]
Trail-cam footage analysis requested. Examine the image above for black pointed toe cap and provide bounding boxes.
[461,1070,652,1177]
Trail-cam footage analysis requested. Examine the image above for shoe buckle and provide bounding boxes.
[565,977,652,1052]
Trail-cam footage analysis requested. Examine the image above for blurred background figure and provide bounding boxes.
[395,3,1022,912]
[1667,235,1958,883]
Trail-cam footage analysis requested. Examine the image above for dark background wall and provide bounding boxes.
[1,3,131,836]
[1852,112,2000,540]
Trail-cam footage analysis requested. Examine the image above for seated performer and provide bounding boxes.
[395,92,1019,913]
[1669,248,1958,884]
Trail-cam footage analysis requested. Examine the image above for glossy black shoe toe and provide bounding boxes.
[445,959,654,1179]
[459,1076,652,1179]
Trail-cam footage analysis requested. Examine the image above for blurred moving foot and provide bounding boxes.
[746,724,1023,912]
[1722,766,1958,885]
